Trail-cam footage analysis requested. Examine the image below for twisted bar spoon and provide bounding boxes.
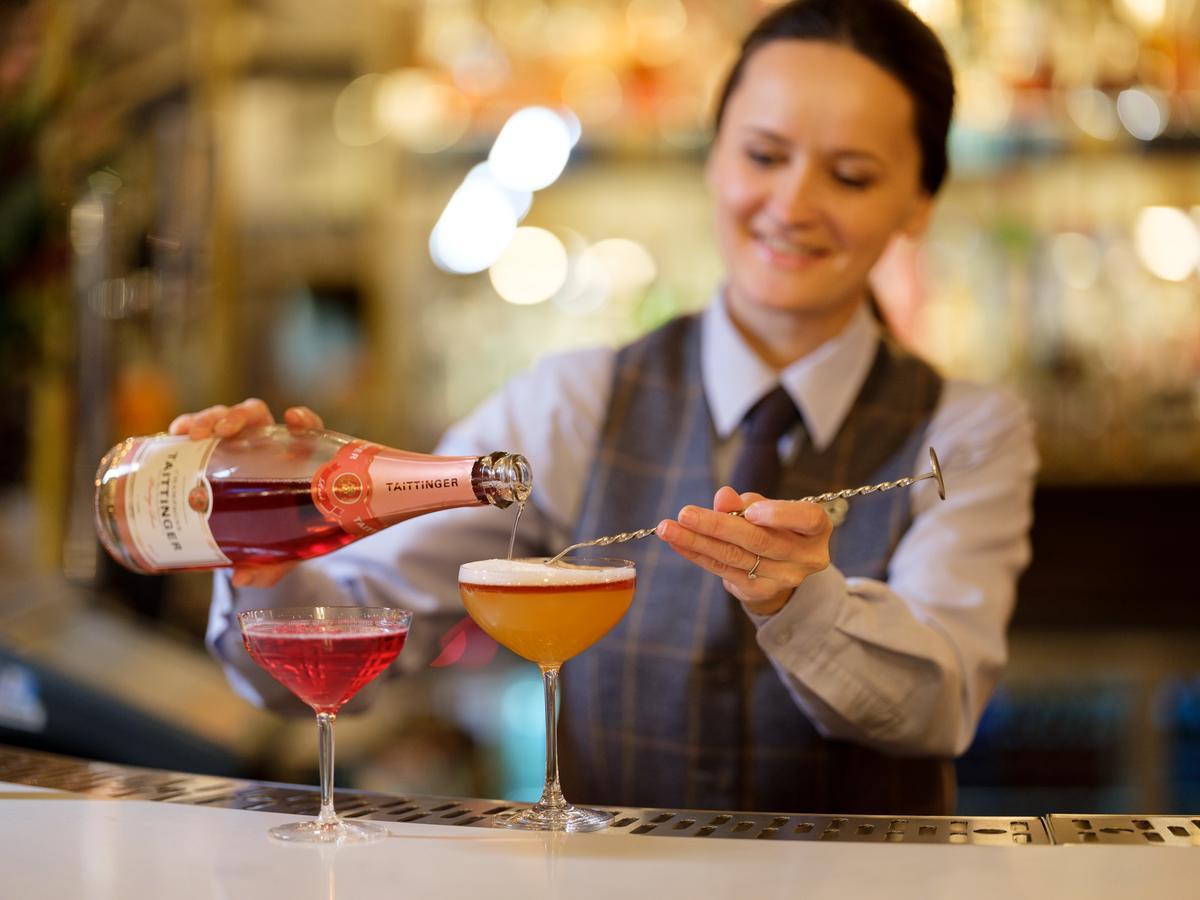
[544,447,945,566]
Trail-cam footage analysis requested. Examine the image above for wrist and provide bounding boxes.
[741,587,793,617]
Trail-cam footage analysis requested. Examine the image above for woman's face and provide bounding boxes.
[707,40,932,332]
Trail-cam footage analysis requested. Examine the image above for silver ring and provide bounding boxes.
[746,555,762,580]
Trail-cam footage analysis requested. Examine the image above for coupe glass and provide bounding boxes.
[237,606,413,844]
[459,556,635,831]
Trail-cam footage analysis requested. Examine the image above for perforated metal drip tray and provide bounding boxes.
[1049,815,1200,846]
[0,745,1069,846]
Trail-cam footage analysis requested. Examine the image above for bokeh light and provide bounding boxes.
[1116,0,1167,31]
[374,69,469,153]
[580,238,658,300]
[1066,88,1120,141]
[430,175,520,275]
[488,106,575,192]
[464,162,533,222]
[1133,207,1200,282]
[957,67,1013,132]
[1116,88,1167,140]
[333,74,386,147]
[488,227,569,305]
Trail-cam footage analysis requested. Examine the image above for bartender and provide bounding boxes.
[180,0,1037,815]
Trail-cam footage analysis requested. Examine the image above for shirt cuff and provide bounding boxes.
[752,564,847,656]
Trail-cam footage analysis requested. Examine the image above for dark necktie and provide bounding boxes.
[728,385,803,498]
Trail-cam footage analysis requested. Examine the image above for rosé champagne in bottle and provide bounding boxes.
[94,425,532,575]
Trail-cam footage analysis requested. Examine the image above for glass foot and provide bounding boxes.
[268,818,390,844]
[493,804,613,832]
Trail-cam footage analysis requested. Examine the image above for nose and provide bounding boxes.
[766,160,822,226]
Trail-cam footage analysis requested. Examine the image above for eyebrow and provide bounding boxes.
[742,127,886,166]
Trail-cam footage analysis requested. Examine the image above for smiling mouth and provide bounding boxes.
[755,234,832,267]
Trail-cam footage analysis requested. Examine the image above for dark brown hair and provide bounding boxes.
[713,0,956,196]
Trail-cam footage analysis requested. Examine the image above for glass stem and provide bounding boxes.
[537,664,567,811]
[316,712,338,827]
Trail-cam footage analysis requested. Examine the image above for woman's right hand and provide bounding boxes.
[167,397,326,588]
[167,397,325,441]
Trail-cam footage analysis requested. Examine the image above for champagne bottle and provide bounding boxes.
[94,425,532,575]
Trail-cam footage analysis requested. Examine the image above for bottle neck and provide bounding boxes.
[472,452,533,508]
[312,443,532,537]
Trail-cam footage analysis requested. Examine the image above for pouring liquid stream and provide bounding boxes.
[506,499,526,560]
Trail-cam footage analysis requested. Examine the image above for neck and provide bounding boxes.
[725,298,864,370]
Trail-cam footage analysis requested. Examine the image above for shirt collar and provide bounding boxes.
[700,294,880,452]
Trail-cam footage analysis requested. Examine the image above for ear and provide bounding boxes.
[900,192,934,239]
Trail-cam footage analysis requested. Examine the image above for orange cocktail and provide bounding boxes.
[459,566,634,666]
[458,556,635,832]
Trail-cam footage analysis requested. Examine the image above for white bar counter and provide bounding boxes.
[4,778,1200,900]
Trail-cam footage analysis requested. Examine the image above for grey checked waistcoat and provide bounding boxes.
[558,313,953,815]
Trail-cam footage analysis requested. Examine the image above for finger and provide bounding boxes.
[215,397,275,437]
[667,543,777,599]
[712,486,745,514]
[168,413,193,436]
[657,519,763,575]
[743,499,830,536]
[283,406,324,430]
[187,405,230,439]
[674,503,794,559]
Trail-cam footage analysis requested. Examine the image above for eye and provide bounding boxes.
[745,148,785,167]
[832,170,875,189]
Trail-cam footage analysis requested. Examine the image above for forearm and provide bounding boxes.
[753,566,998,757]
[752,383,1037,757]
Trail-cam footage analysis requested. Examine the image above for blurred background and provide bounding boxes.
[1,0,1199,814]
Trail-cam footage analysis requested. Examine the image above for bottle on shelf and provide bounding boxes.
[94,425,532,575]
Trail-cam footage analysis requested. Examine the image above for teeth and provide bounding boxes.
[762,236,823,257]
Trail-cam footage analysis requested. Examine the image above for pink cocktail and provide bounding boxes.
[238,606,412,844]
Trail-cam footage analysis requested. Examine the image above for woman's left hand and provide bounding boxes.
[656,486,833,616]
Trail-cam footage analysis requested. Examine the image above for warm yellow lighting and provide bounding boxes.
[1094,20,1141,84]
[487,0,550,50]
[1116,0,1167,30]
[562,64,623,125]
[626,0,688,66]
[904,0,961,29]
[1117,88,1167,140]
[374,69,469,154]
[1066,88,1120,140]
[1050,233,1102,290]
[488,106,575,192]
[426,11,488,67]
[489,227,569,305]
[658,92,708,149]
[333,74,386,147]
[1133,207,1200,282]
[582,238,658,298]
[424,9,511,95]
[543,2,609,57]
[956,68,1013,132]
[552,230,607,315]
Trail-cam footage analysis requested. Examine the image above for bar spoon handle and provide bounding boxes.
[545,448,945,566]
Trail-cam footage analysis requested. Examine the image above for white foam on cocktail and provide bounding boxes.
[458,558,634,586]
